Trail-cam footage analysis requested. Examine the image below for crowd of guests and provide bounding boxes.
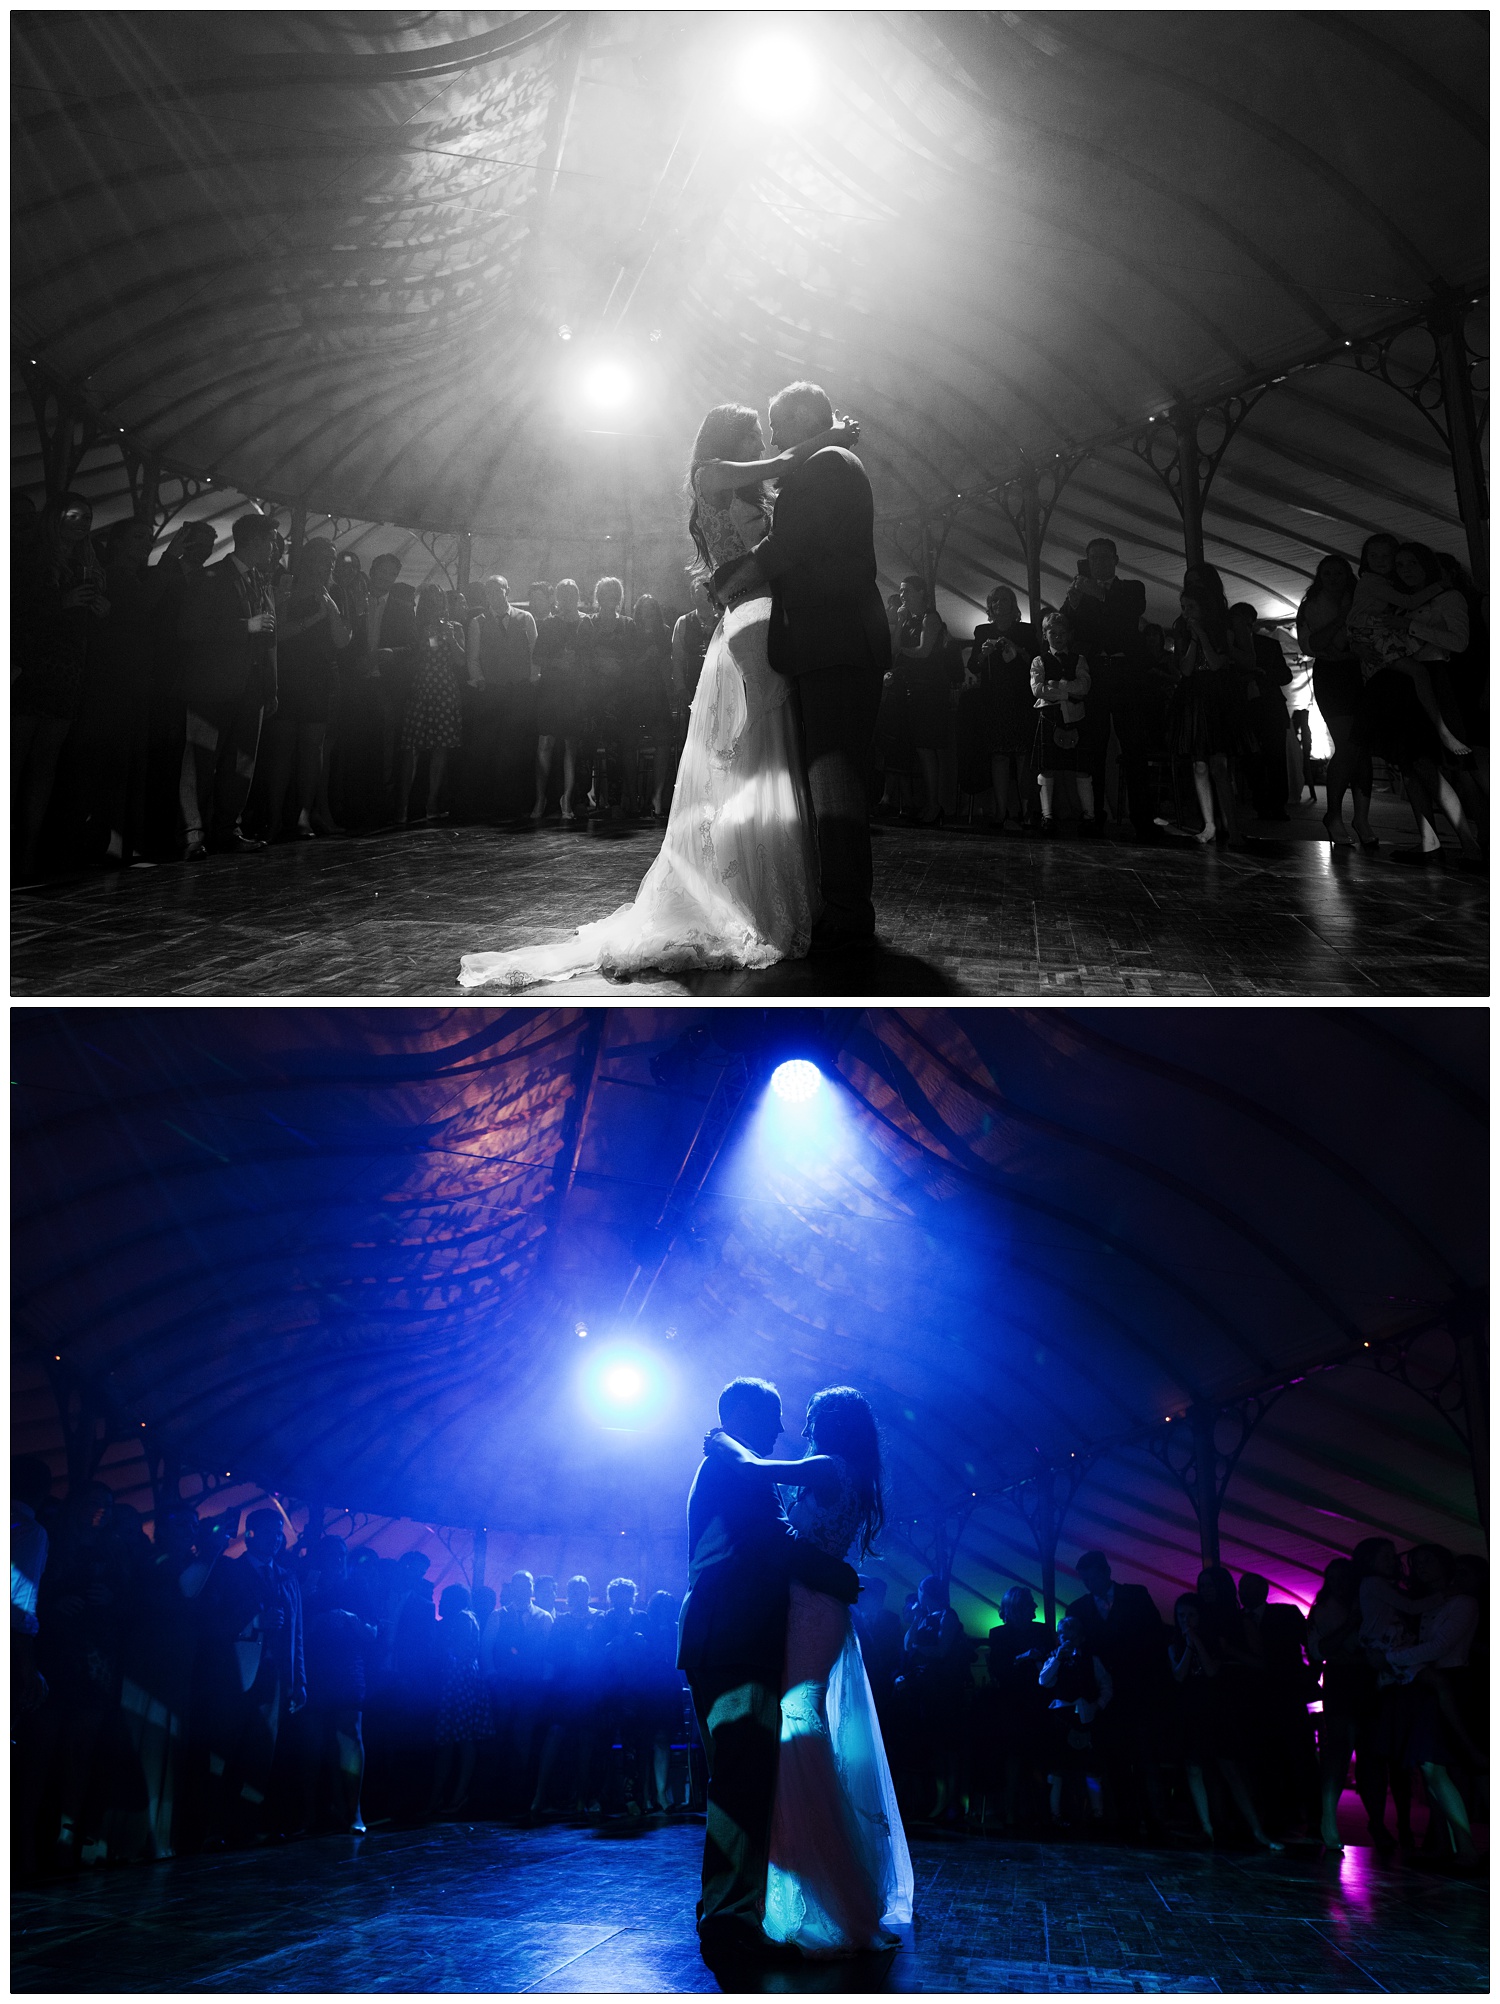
[12,494,1487,878]
[11,492,719,877]
[878,534,1486,861]
[9,1465,695,1875]
[11,1455,1486,1877]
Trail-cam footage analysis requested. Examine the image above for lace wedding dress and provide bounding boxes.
[763,1459,915,1957]
[457,490,819,990]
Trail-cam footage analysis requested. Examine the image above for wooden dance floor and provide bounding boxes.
[12,802,1487,998]
[11,1819,1487,1993]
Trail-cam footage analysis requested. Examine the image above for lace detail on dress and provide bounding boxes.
[694,485,770,571]
[788,1456,866,1561]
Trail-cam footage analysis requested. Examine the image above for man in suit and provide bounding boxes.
[362,552,420,802]
[1063,537,1161,841]
[177,512,279,857]
[1066,1549,1170,1837]
[714,381,890,953]
[202,1508,306,1844]
[677,1376,859,1965]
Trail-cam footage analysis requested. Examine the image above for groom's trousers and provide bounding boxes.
[686,1669,782,1934]
[795,664,885,936]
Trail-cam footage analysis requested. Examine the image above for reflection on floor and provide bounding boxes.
[11,793,1487,998]
[10,1819,1487,1994]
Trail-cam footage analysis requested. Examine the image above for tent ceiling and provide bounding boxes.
[11,1008,1486,1610]
[12,10,1488,620]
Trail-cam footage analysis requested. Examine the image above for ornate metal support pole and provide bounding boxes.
[1175,406,1205,572]
[289,507,308,568]
[458,530,473,597]
[1429,289,1489,591]
[1149,1389,1285,1571]
[1021,477,1043,631]
[24,366,101,505]
[1450,1292,1489,1534]
[472,1525,488,1594]
[1001,1448,1102,1629]
[1131,390,1266,581]
[999,452,1088,630]
[1189,1403,1220,1567]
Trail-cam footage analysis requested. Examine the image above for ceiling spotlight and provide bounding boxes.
[582,360,632,410]
[575,1321,589,1339]
[582,1346,668,1428]
[649,328,662,343]
[770,1058,821,1103]
[559,324,572,341]
[737,37,821,119]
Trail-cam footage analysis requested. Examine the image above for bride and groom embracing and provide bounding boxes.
[676,1377,913,1968]
[458,381,891,991]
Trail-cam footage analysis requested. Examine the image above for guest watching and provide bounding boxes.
[397,583,466,825]
[177,512,279,861]
[967,585,1036,832]
[265,538,350,842]
[530,579,589,823]
[1063,536,1153,839]
[463,576,536,823]
[1030,609,1094,835]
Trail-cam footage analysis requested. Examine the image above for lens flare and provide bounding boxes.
[770,1058,821,1103]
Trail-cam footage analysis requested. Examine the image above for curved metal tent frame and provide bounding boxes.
[12,9,1488,621]
[11,1007,1486,1625]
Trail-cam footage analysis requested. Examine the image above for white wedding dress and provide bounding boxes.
[763,1461,915,1956]
[457,490,820,991]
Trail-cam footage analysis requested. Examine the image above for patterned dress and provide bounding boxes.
[401,621,465,753]
[435,1610,495,1746]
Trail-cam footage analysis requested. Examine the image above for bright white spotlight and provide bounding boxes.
[581,1345,668,1428]
[602,1361,645,1405]
[582,360,632,410]
[736,38,820,120]
[770,1058,821,1103]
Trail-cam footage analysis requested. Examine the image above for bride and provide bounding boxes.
[457,405,859,992]
[705,1385,914,1957]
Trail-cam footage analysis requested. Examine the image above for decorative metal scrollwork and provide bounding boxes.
[1332,298,1488,451]
[1147,1388,1285,1530]
[998,448,1090,557]
[1129,389,1267,519]
[1353,1322,1472,1458]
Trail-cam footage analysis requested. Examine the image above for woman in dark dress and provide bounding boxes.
[266,538,350,839]
[1296,554,1373,848]
[984,1587,1053,1828]
[13,491,109,880]
[397,582,465,823]
[429,1585,494,1817]
[632,594,676,818]
[885,575,952,825]
[968,585,1037,830]
[530,578,590,822]
[1029,608,1094,833]
[1164,566,1251,844]
[1170,1589,1281,1849]
[585,577,642,819]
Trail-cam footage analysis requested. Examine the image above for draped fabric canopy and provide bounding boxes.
[12,10,1488,621]
[12,1008,1485,1614]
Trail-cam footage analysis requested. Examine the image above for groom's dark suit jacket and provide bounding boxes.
[676,1454,859,1688]
[738,447,891,682]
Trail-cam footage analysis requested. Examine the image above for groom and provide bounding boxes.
[714,381,891,954]
[677,1377,860,1965]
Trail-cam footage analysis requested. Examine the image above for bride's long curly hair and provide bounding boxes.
[805,1385,884,1558]
[686,402,766,585]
